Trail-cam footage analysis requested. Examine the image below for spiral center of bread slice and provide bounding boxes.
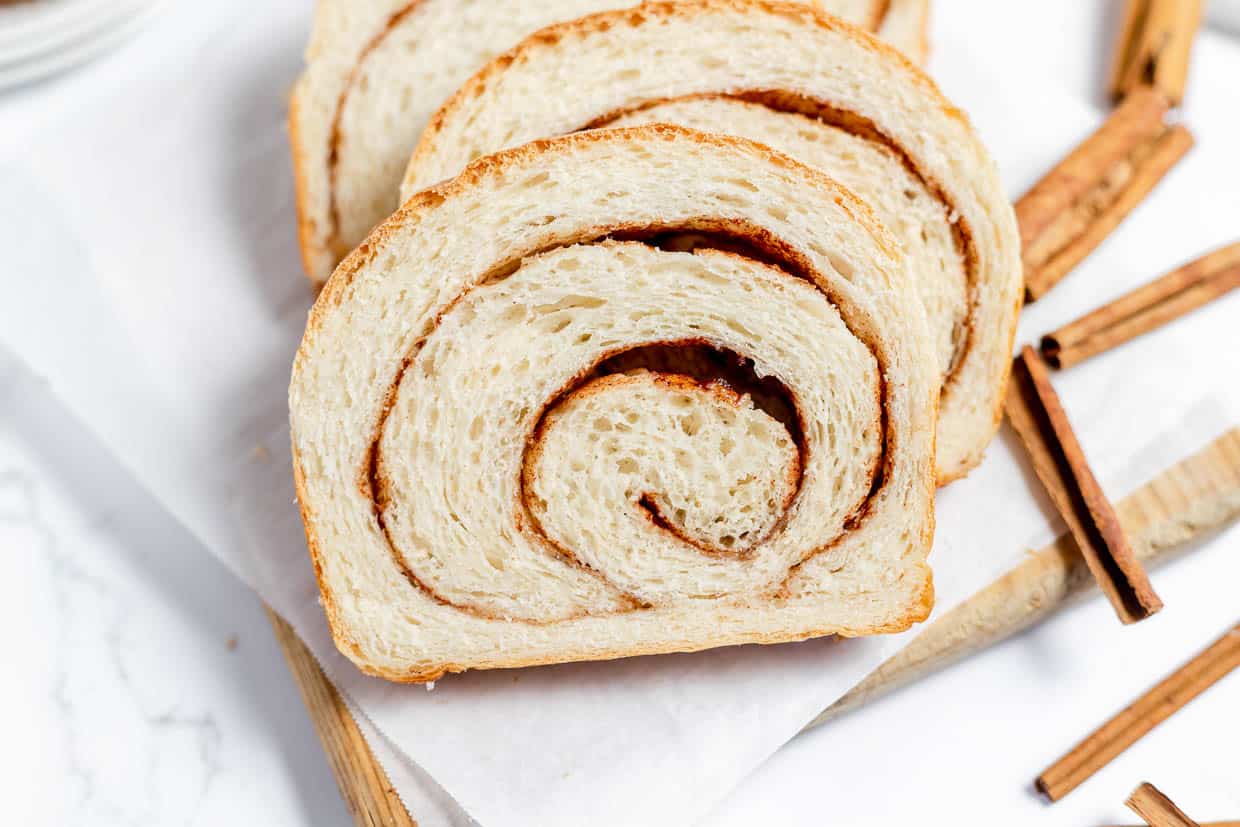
[370,241,883,618]
[530,371,800,560]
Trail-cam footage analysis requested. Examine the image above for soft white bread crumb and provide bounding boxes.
[609,97,965,380]
[289,126,937,681]
[532,370,800,561]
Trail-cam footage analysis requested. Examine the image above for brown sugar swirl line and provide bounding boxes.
[398,2,1023,485]
[583,88,978,396]
[323,0,425,260]
[525,353,809,562]
[360,223,892,624]
[320,1,899,258]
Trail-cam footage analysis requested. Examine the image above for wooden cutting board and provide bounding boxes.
[269,427,1240,827]
[267,610,416,827]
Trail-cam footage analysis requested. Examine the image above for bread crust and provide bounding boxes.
[293,125,936,681]
[287,88,325,288]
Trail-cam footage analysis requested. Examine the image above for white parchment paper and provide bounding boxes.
[1,2,1237,825]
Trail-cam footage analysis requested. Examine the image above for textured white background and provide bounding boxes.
[2,1,1239,825]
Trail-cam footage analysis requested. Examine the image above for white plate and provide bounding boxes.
[0,0,140,66]
[0,0,115,50]
[0,0,160,90]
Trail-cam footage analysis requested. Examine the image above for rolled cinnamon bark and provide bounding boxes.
[1037,623,1240,801]
[1110,0,1204,106]
[1041,241,1240,370]
[1126,782,1201,827]
[1004,347,1162,623]
[1017,87,1193,302]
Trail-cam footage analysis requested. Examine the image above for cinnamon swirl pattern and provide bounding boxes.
[288,0,929,286]
[401,0,1023,483]
[290,127,937,681]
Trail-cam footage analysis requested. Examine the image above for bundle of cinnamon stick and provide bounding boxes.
[1000,3,1240,813]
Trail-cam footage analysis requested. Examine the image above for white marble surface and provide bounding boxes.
[0,23,346,824]
[0,349,350,826]
[3,5,1240,827]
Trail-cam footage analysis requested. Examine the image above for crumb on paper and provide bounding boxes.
[226,635,239,651]
[253,444,271,463]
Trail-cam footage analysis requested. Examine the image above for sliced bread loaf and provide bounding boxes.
[400,0,1021,483]
[289,126,938,681]
[289,0,929,286]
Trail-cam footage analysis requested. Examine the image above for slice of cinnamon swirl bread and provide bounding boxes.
[289,126,938,681]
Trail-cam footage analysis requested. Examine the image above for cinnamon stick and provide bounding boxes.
[1041,241,1240,369]
[1017,86,1194,302]
[1036,622,1240,801]
[1127,782,1202,827]
[1110,0,1204,106]
[1004,347,1162,623]
[808,428,1240,731]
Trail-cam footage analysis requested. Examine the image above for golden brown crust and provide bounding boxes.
[287,88,324,289]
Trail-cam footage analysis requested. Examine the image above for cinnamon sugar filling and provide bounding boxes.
[584,90,978,400]
[361,222,892,622]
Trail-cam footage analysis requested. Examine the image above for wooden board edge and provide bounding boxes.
[266,607,418,827]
